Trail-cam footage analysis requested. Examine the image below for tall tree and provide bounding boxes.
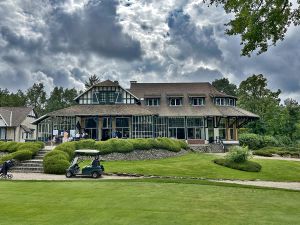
[26,83,47,116]
[238,74,282,134]
[283,98,300,139]
[45,87,78,113]
[84,74,100,89]
[0,89,27,107]
[205,0,300,56]
[212,78,237,96]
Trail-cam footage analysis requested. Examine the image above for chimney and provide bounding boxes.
[113,80,119,84]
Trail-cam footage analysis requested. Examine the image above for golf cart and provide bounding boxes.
[66,150,104,178]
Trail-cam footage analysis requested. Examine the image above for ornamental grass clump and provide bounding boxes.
[225,146,252,163]
[214,146,262,172]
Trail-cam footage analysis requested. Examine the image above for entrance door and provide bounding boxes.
[102,117,112,141]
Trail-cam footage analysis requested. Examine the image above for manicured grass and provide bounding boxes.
[101,153,300,181]
[0,180,300,225]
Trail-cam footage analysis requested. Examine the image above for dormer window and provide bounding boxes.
[215,97,236,106]
[190,97,205,106]
[169,98,182,106]
[146,98,160,106]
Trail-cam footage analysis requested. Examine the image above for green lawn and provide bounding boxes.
[0,180,300,225]
[100,153,300,181]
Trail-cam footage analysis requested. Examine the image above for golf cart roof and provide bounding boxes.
[75,150,100,155]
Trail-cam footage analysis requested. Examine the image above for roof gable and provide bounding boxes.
[0,107,34,127]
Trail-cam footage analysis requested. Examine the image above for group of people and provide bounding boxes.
[51,130,89,144]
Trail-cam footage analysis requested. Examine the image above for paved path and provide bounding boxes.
[9,172,300,191]
[212,153,300,162]
[214,180,300,191]
[11,173,137,181]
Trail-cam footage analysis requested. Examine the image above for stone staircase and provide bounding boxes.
[11,146,54,173]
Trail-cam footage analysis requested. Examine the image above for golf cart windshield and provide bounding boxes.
[70,157,79,167]
[74,150,100,156]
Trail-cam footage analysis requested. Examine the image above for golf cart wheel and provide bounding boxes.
[66,171,73,178]
[92,172,99,179]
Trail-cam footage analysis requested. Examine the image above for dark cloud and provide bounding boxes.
[167,9,223,62]
[48,0,142,60]
[0,0,299,102]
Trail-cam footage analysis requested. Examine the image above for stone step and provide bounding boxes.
[35,156,45,159]
[13,166,43,170]
[12,169,44,173]
[25,159,43,163]
[17,163,43,167]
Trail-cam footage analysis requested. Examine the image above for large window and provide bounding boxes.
[92,91,120,104]
[186,117,205,139]
[132,116,153,138]
[169,117,185,139]
[169,98,182,106]
[146,98,160,106]
[116,117,130,138]
[37,117,52,142]
[154,117,168,137]
[0,128,6,140]
[190,97,205,106]
[82,117,98,139]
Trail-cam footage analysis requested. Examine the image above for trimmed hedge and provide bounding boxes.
[253,146,300,158]
[239,133,293,150]
[214,158,262,172]
[44,138,188,174]
[0,141,44,164]
[43,153,70,174]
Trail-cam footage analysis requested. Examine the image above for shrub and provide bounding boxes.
[214,158,262,172]
[0,153,15,164]
[239,133,262,150]
[262,135,278,147]
[128,139,151,150]
[45,150,70,161]
[226,146,252,163]
[43,150,71,174]
[106,139,134,153]
[17,142,43,156]
[275,135,292,146]
[0,142,21,153]
[55,142,76,159]
[12,150,33,161]
[75,139,96,149]
[253,150,273,157]
[94,141,114,154]
[43,155,70,174]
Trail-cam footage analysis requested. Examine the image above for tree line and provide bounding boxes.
[212,74,300,141]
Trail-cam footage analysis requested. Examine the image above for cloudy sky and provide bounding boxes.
[0,0,299,101]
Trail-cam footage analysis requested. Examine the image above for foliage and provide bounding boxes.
[262,135,279,147]
[75,139,96,150]
[44,87,78,114]
[205,0,300,56]
[0,89,27,107]
[253,146,300,158]
[84,74,101,89]
[26,83,47,116]
[239,133,262,150]
[214,158,261,172]
[212,77,237,96]
[225,146,252,163]
[0,141,44,163]
[12,150,33,161]
[43,154,70,174]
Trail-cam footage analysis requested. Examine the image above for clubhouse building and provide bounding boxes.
[33,80,258,144]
